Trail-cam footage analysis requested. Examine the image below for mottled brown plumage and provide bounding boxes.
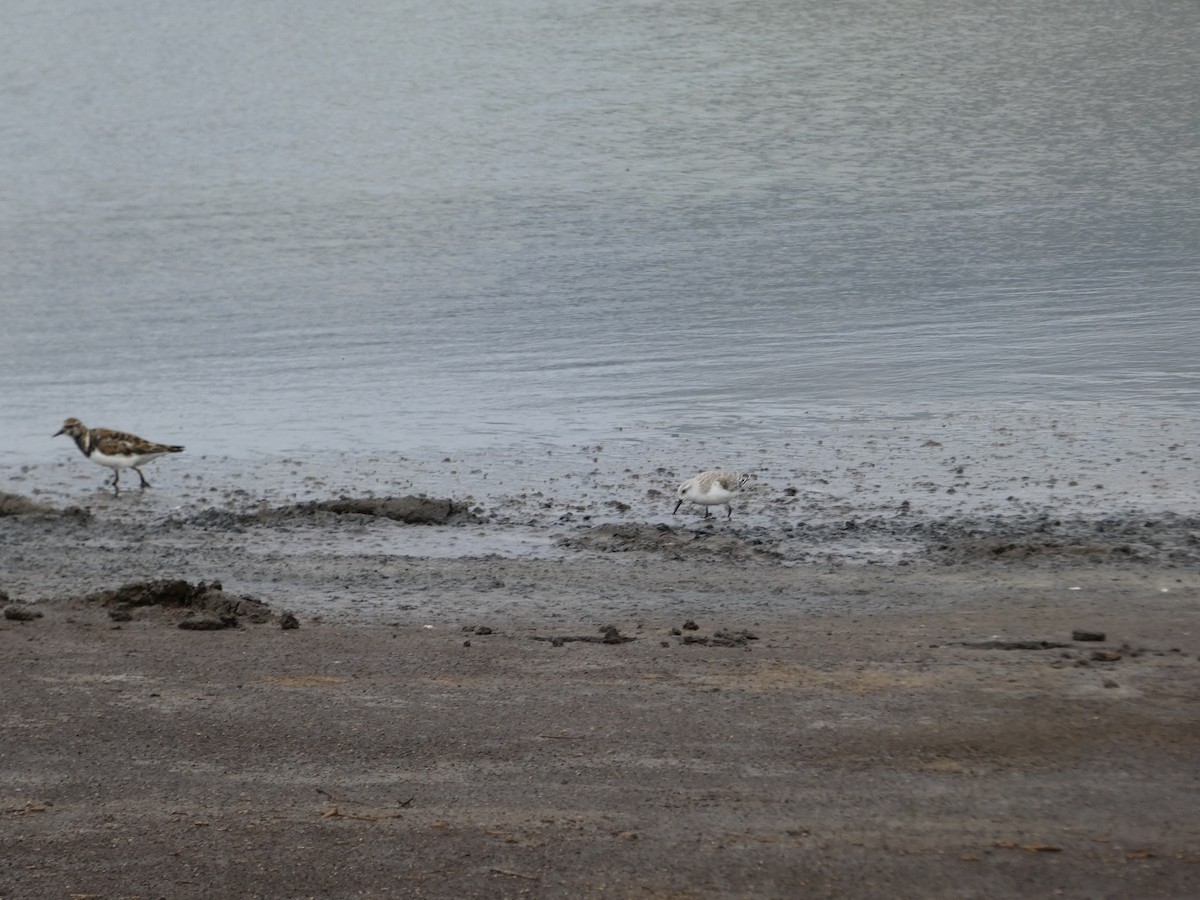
[54,417,184,492]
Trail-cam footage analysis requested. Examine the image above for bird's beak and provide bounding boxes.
[53,427,65,437]
[672,499,682,514]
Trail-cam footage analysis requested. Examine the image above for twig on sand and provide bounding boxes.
[490,867,541,880]
[317,787,414,818]
[5,801,48,815]
[322,805,404,821]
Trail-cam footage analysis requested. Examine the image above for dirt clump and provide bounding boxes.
[258,495,478,525]
[559,522,779,559]
[0,491,91,522]
[78,578,274,628]
[0,492,53,516]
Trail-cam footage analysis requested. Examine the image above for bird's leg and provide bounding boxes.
[725,504,733,520]
[110,470,121,494]
[134,467,151,490]
[703,508,713,519]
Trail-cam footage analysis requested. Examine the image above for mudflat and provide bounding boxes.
[2,496,1199,899]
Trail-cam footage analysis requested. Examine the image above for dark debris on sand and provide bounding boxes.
[261,496,479,525]
[530,624,635,646]
[0,491,91,522]
[679,628,760,648]
[76,579,275,630]
[183,495,480,530]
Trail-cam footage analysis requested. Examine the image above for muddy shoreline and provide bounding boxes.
[2,492,1199,898]
[3,488,1198,621]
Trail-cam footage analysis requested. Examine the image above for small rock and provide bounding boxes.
[108,608,133,622]
[278,612,300,630]
[682,620,699,631]
[1102,679,1119,689]
[1090,650,1122,662]
[475,626,493,635]
[4,605,42,621]
[463,640,471,648]
[1072,630,1106,642]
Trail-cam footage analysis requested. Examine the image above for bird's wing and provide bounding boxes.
[91,428,170,457]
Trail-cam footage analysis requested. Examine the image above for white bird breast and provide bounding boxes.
[89,449,161,470]
[683,482,736,505]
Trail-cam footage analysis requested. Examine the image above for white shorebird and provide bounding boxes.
[54,417,185,492]
[672,470,750,520]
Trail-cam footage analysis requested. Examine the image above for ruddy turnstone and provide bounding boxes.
[54,417,184,492]
[672,470,750,520]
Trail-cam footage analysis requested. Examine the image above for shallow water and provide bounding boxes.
[2,0,1198,514]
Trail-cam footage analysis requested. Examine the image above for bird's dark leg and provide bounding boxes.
[725,504,733,520]
[703,508,713,519]
[110,470,121,494]
[134,467,151,490]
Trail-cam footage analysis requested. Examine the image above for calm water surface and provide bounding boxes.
[2,0,1197,495]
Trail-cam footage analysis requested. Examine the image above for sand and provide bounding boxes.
[2,491,1199,899]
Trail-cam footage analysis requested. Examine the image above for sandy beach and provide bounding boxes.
[6,0,1199,894]
[2,489,1198,899]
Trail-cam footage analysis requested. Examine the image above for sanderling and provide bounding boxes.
[54,417,184,492]
[672,470,750,520]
